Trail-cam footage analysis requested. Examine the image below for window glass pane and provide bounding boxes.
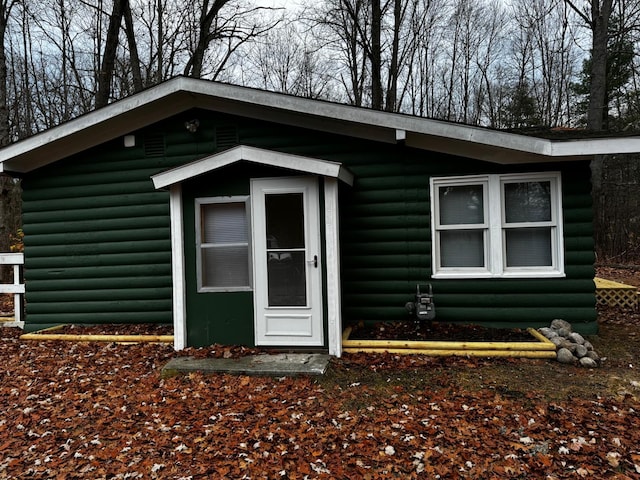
[202,246,249,287]
[268,251,306,306]
[439,185,484,225]
[202,203,248,244]
[265,193,304,249]
[440,230,485,267]
[504,181,551,223]
[505,227,552,266]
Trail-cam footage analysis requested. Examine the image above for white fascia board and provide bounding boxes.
[5,76,640,173]
[550,136,640,156]
[183,79,559,157]
[152,145,354,189]
[0,78,194,173]
[183,79,640,160]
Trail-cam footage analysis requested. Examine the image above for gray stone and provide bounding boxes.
[557,327,572,338]
[560,340,577,353]
[568,332,585,345]
[162,353,331,378]
[584,340,594,351]
[549,336,564,347]
[574,344,588,358]
[539,327,555,338]
[551,319,572,332]
[579,357,598,368]
[557,348,576,364]
[586,350,600,362]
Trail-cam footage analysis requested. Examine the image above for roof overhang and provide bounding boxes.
[151,145,354,189]
[3,76,640,174]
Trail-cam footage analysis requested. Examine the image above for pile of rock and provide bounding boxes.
[538,319,601,368]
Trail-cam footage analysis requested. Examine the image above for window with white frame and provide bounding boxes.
[430,172,564,278]
[196,197,252,291]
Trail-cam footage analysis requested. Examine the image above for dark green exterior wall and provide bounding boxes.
[21,112,229,331]
[337,153,596,333]
[237,118,597,334]
[181,165,254,348]
[20,108,597,337]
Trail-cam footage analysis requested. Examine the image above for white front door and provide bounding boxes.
[251,177,324,346]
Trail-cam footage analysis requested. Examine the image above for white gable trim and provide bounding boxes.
[151,145,355,189]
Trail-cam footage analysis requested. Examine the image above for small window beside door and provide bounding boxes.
[196,196,252,292]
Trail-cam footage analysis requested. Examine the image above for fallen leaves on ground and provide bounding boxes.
[1,328,639,479]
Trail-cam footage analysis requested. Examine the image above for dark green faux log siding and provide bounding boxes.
[346,163,595,332]
[20,108,597,335]
[20,113,225,329]
[239,120,597,334]
[339,157,596,333]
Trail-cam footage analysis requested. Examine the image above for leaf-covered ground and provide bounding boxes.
[1,323,639,479]
[0,265,639,478]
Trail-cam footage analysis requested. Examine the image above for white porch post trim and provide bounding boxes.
[324,178,343,357]
[169,184,187,350]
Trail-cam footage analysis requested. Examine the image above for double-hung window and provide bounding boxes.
[431,172,564,278]
[196,196,252,292]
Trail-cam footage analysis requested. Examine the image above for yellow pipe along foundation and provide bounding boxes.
[20,325,174,344]
[342,326,558,358]
[342,348,558,358]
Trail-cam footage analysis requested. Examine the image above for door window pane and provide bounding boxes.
[505,227,552,266]
[440,230,485,267]
[268,251,307,306]
[504,181,551,223]
[439,185,484,225]
[265,193,308,307]
[265,193,304,248]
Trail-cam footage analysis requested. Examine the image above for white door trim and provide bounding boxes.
[168,184,187,350]
[324,178,343,357]
[251,176,323,346]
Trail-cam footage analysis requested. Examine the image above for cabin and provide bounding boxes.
[2,77,638,356]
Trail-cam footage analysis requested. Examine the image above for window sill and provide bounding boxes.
[432,271,566,280]
[198,286,253,293]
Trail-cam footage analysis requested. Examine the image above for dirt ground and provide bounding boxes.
[597,265,640,289]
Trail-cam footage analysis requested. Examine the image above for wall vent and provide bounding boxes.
[215,126,238,150]
[144,134,166,157]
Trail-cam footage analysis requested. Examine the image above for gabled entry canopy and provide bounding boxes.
[154,145,350,356]
[151,145,355,189]
[4,76,640,174]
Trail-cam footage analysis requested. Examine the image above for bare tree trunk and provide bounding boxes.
[123,0,143,92]
[384,0,401,112]
[370,0,382,110]
[96,0,126,108]
[588,0,612,130]
[183,0,230,78]
[157,0,163,82]
[0,1,12,147]
[565,0,612,131]
[0,1,20,267]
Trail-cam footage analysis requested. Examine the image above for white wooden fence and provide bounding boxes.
[0,253,24,325]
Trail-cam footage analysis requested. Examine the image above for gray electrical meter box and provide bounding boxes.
[405,284,436,322]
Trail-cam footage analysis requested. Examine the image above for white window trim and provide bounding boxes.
[195,195,253,292]
[430,172,565,279]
